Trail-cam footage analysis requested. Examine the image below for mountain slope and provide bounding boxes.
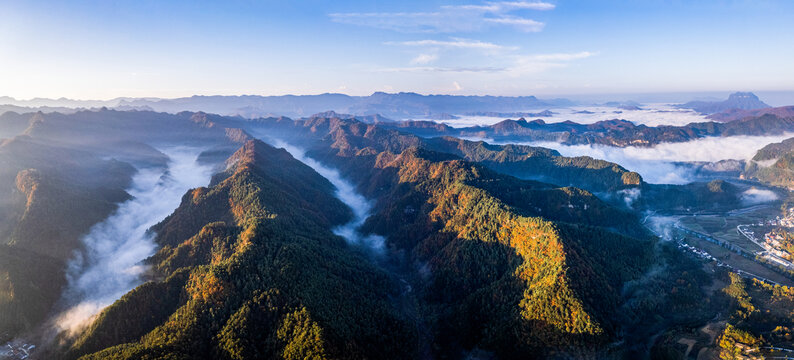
[247,115,655,357]
[0,109,254,343]
[359,147,653,357]
[423,136,642,192]
[66,140,415,360]
[0,245,64,342]
[253,113,643,193]
[0,136,135,342]
[744,136,794,187]
[0,112,32,139]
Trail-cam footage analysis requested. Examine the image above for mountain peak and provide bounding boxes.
[679,91,770,114]
[728,91,760,101]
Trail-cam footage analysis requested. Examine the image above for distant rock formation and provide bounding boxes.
[678,92,770,114]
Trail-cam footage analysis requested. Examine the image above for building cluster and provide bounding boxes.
[764,232,790,259]
[779,207,794,228]
[677,241,715,261]
[1,343,35,360]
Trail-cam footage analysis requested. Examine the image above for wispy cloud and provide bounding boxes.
[329,1,553,33]
[484,16,545,32]
[376,51,594,74]
[501,51,596,75]
[445,1,555,12]
[376,66,505,73]
[387,38,517,51]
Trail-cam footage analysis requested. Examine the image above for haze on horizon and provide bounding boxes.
[2,0,793,100]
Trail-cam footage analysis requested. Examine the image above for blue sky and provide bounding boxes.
[1,0,793,99]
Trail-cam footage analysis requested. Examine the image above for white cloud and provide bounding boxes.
[329,1,552,33]
[445,1,555,12]
[453,81,463,90]
[410,53,439,64]
[741,188,779,205]
[484,16,545,32]
[504,51,595,76]
[376,66,504,73]
[376,50,593,74]
[54,148,213,336]
[519,134,794,184]
[388,38,516,51]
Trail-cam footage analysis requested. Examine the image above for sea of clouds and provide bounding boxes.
[504,133,794,184]
[425,103,709,128]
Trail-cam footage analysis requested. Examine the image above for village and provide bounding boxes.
[744,206,794,267]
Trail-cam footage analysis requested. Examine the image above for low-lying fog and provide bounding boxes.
[512,133,794,184]
[421,104,708,128]
[54,147,213,336]
[267,139,385,255]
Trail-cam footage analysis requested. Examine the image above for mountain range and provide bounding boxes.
[381,111,794,147]
[0,108,685,359]
[0,93,575,120]
[0,106,792,359]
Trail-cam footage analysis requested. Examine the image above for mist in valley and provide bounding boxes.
[52,147,213,336]
[265,138,386,255]
[511,133,794,184]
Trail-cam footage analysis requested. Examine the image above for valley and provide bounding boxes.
[4,2,794,358]
[1,96,794,359]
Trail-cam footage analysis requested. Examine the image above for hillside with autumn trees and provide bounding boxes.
[60,140,415,359]
[241,114,657,357]
[3,109,778,359]
[0,109,255,344]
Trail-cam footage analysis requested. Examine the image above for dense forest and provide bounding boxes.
[744,136,794,187]
[61,140,415,359]
[0,110,249,345]
[2,109,792,359]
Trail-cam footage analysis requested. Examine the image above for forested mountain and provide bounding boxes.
[421,136,642,192]
[744,136,794,187]
[241,113,656,357]
[381,113,794,147]
[250,113,643,194]
[61,139,415,359]
[0,110,252,344]
[1,108,784,359]
[0,137,135,341]
[18,110,660,359]
[0,245,65,344]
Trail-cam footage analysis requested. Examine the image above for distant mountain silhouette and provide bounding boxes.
[678,92,769,114]
[707,105,794,122]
